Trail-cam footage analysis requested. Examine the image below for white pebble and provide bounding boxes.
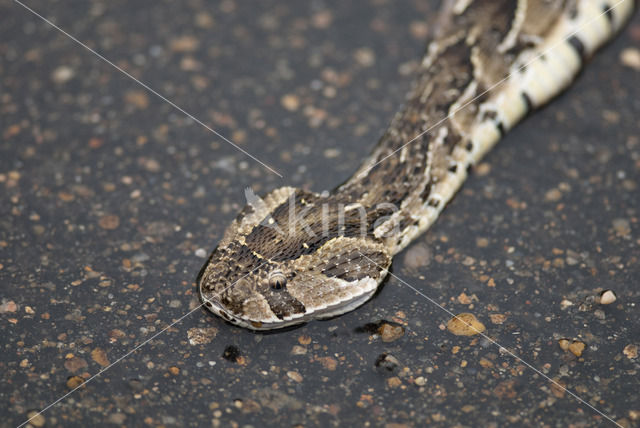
[52,65,74,83]
[599,290,617,305]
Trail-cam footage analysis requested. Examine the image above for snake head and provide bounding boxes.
[198,186,392,330]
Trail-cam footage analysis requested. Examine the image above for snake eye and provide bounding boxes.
[268,272,287,290]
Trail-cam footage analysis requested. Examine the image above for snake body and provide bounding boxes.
[199,0,634,330]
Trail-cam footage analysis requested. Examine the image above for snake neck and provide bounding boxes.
[333,0,634,255]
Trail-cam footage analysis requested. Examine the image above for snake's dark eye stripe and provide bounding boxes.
[269,272,287,290]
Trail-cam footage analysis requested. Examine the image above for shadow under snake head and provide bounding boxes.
[198,186,392,330]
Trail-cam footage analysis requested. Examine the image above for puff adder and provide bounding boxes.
[198,0,634,330]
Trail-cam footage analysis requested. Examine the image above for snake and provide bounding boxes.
[198,0,634,330]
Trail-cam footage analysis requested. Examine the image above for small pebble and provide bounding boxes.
[560,299,573,309]
[620,47,640,71]
[108,413,127,424]
[287,371,303,383]
[568,341,586,357]
[291,345,307,355]
[558,339,570,351]
[489,313,507,325]
[52,65,74,83]
[550,379,567,398]
[323,148,340,158]
[26,411,45,427]
[378,323,405,342]
[91,348,110,367]
[187,327,218,345]
[599,290,617,305]
[612,218,631,237]
[386,377,402,388]
[457,292,472,305]
[544,188,562,202]
[170,35,199,52]
[402,243,432,270]
[298,335,311,345]
[475,162,491,176]
[280,94,300,111]
[623,344,638,359]
[195,248,207,258]
[375,353,399,373]
[0,300,18,313]
[414,376,426,386]
[446,313,485,336]
[125,90,150,109]
[66,375,85,389]
[64,356,88,373]
[354,47,375,67]
[311,10,333,29]
[317,356,337,371]
[476,237,489,248]
[409,21,429,39]
[98,214,120,230]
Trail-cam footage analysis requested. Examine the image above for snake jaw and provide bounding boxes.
[199,271,384,330]
[198,234,393,330]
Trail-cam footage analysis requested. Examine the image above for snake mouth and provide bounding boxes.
[200,295,307,330]
[199,280,308,330]
[199,274,382,330]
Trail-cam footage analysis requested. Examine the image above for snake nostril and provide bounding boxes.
[268,271,287,290]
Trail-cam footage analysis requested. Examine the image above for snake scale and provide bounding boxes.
[198,0,634,330]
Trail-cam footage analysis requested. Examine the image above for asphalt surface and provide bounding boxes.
[2,1,639,427]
